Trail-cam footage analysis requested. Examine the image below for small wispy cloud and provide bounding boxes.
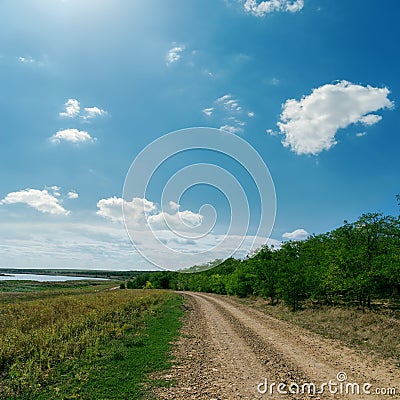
[219,125,244,134]
[216,94,243,112]
[18,56,36,64]
[202,69,215,78]
[202,107,214,116]
[243,0,304,17]
[203,94,255,134]
[47,185,61,197]
[266,128,278,136]
[166,45,185,65]
[17,55,48,67]
[67,191,79,199]
[270,77,280,86]
[282,228,308,240]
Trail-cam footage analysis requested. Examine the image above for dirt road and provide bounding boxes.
[153,292,399,400]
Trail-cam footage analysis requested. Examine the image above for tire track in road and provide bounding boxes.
[205,293,399,392]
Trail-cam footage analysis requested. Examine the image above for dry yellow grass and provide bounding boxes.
[0,288,168,398]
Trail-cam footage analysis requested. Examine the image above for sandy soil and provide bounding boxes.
[151,292,400,400]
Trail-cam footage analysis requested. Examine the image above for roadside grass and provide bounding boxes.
[237,297,400,366]
[0,280,110,293]
[0,287,184,399]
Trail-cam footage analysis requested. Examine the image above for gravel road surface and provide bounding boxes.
[152,292,399,400]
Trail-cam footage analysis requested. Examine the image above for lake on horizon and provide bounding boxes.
[0,273,108,282]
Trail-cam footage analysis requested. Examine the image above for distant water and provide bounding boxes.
[0,273,108,282]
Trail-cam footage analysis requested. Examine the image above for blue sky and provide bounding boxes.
[0,0,399,270]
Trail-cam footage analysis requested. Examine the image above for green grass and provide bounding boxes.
[0,280,109,292]
[0,286,184,400]
[35,295,184,400]
[0,281,117,304]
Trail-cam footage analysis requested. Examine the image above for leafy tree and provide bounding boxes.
[225,264,255,297]
[276,241,308,311]
[248,245,279,304]
[209,274,226,294]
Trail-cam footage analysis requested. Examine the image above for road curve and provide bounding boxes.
[152,292,399,400]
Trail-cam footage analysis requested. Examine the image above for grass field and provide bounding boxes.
[0,282,184,399]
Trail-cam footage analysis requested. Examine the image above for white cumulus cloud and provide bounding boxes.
[67,191,79,199]
[96,197,125,223]
[169,201,180,211]
[243,0,304,16]
[148,210,203,231]
[50,129,95,144]
[0,188,69,215]
[59,99,107,121]
[59,99,80,118]
[166,45,185,65]
[96,197,157,224]
[359,114,382,126]
[282,228,308,240]
[96,196,203,232]
[275,80,394,155]
[82,106,107,120]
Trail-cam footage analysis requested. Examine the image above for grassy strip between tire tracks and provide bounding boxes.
[0,287,184,399]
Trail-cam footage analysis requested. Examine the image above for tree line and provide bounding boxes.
[127,209,400,311]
